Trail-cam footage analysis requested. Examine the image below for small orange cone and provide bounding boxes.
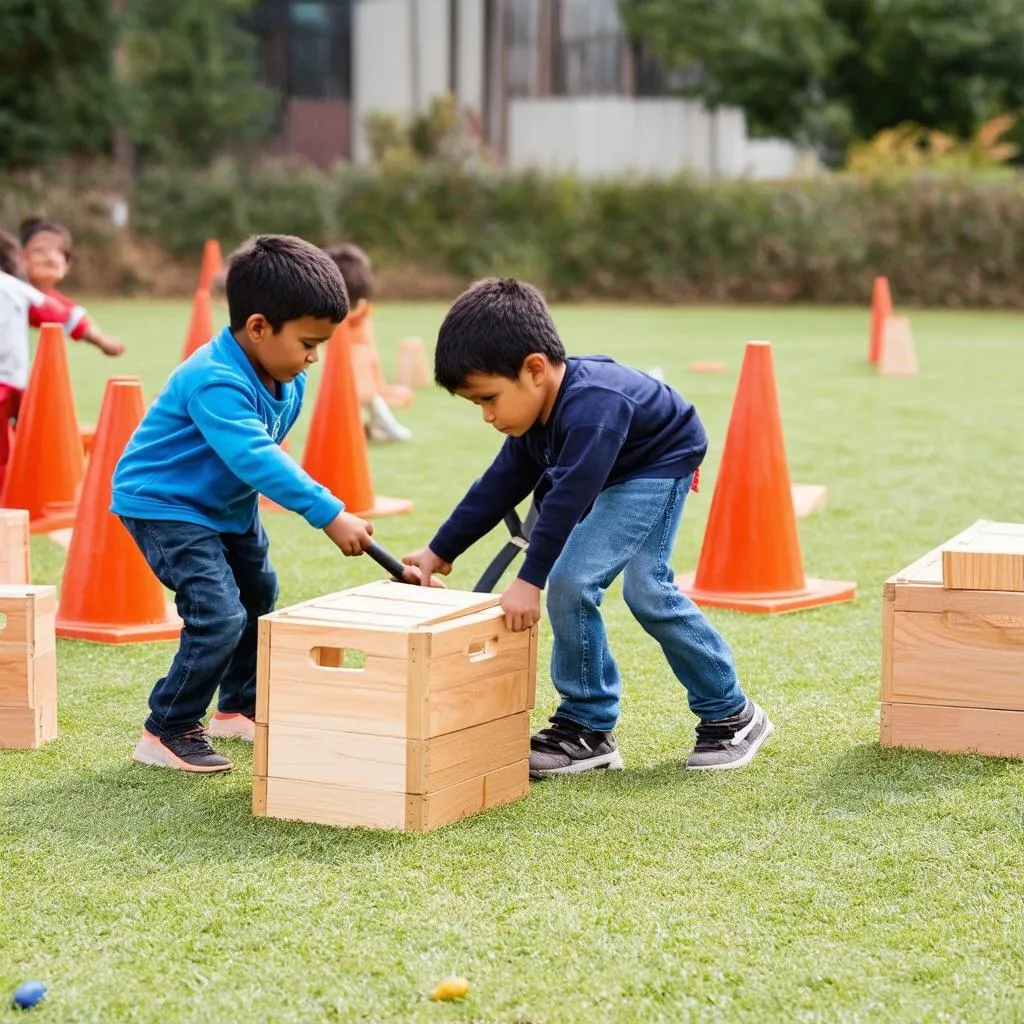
[56,377,181,643]
[868,276,892,365]
[1,323,84,533]
[197,239,224,292]
[180,288,215,362]
[302,321,413,517]
[676,341,855,613]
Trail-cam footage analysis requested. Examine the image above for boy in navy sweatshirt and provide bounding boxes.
[112,234,375,773]
[402,278,773,778]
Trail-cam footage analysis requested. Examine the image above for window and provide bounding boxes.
[287,0,352,99]
[553,0,624,96]
[506,0,542,98]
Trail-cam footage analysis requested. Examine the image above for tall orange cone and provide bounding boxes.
[56,377,181,643]
[180,288,215,362]
[868,276,892,365]
[197,239,224,292]
[302,321,413,517]
[676,341,855,613]
[1,323,83,533]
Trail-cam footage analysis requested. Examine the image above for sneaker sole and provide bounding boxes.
[132,741,233,774]
[686,718,774,772]
[530,749,625,779]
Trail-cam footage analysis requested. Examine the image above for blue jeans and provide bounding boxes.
[546,475,745,732]
[119,516,279,738]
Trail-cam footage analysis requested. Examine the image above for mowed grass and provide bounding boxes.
[2,299,1023,1024]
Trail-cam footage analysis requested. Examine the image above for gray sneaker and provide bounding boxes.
[686,701,773,770]
[529,717,625,779]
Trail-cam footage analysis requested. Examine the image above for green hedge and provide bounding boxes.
[3,160,1024,305]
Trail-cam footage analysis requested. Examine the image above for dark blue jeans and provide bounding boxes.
[120,516,279,739]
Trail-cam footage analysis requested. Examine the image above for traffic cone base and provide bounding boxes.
[30,500,78,534]
[56,603,181,644]
[676,572,855,614]
[348,495,415,518]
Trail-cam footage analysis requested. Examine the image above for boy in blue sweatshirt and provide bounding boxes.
[403,278,773,778]
[112,234,376,773]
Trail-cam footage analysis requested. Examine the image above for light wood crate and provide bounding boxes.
[0,585,58,748]
[0,509,30,584]
[881,530,1024,758]
[253,581,537,831]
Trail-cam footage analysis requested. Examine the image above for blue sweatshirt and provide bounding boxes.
[111,326,343,532]
[430,356,708,588]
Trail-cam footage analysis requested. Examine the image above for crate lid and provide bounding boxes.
[273,580,501,629]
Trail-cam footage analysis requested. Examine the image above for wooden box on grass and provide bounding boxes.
[881,524,1024,758]
[0,585,58,749]
[253,581,537,831]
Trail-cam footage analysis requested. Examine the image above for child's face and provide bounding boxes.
[251,314,336,383]
[22,231,69,290]
[456,368,549,437]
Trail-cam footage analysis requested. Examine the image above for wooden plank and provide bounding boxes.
[0,703,44,748]
[263,777,408,830]
[527,623,538,711]
[881,702,1024,759]
[0,647,56,707]
[880,583,895,702]
[267,724,407,791]
[483,760,530,809]
[0,587,56,648]
[0,510,30,585]
[407,711,530,793]
[39,698,57,744]
[407,775,484,832]
[427,669,533,737]
[942,520,1024,592]
[890,610,1024,710]
[268,616,411,658]
[253,722,268,777]
[888,545,944,586]
[255,618,271,723]
[407,634,429,740]
[893,584,1024,616]
[252,774,268,816]
[426,607,513,658]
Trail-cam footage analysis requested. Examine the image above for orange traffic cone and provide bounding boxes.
[302,321,413,517]
[56,377,181,643]
[197,239,224,292]
[1,323,84,533]
[676,341,856,613]
[180,288,215,362]
[868,276,892,365]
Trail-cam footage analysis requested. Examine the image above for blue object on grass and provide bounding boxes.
[12,980,47,1009]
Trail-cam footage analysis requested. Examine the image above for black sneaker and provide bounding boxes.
[686,700,773,771]
[529,717,625,779]
[132,727,233,773]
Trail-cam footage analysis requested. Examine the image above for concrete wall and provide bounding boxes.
[507,97,803,180]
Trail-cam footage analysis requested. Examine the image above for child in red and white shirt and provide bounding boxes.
[19,217,126,357]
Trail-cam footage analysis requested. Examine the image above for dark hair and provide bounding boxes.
[19,217,73,260]
[434,277,565,392]
[324,242,374,305]
[226,234,349,332]
[0,230,22,277]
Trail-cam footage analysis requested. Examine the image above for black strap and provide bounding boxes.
[473,500,539,593]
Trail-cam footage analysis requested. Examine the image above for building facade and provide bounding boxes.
[253,0,805,179]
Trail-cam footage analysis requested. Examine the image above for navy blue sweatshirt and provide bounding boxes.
[429,356,708,588]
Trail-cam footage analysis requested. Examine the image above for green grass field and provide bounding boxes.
[3,299,1023,1023]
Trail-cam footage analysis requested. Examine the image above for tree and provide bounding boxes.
[0,0,119,168]
[617,0,1024,160]
[121,0,276,167]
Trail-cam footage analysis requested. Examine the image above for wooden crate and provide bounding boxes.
[941,520,1024,593]
[0,509,30,585]
[254,581,537,831]
[881,530,1024,758]
[0,585,58,748]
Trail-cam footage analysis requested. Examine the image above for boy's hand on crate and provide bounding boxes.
[500,578,541,632]
[402,547,452,588]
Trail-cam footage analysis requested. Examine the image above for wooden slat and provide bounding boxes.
[267,724,407,791]
[890,610,1024,710]
[0,587,56,648]
[0,703,45,748]
[264,777,408,830]
[881,701,1024,759]
[942,520,1024,592]
[253,722,268,776]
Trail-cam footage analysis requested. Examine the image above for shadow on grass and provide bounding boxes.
[812,741,1022,812]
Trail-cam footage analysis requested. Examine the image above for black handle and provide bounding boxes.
[364,541,413,583]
